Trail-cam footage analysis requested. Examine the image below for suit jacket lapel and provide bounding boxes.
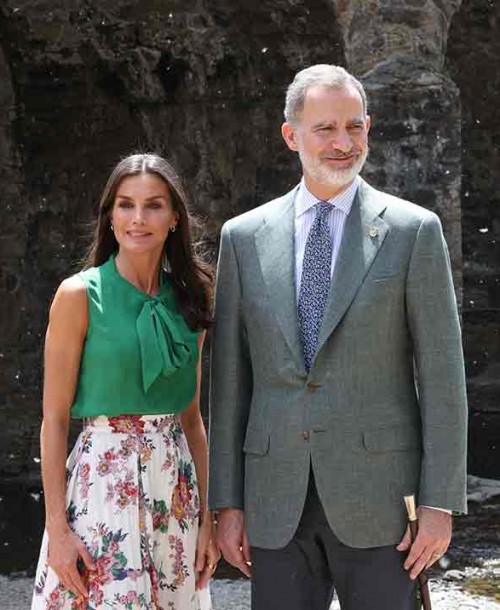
[316,180,389,355]
[255,187,305,373]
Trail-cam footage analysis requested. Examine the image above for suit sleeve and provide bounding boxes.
[208,223,253,510]
[406,213,468,514]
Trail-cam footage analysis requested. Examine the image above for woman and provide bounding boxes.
[31,153,218,610]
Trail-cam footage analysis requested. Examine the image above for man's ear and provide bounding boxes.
[281,122,299,152]
[365,114,371,135]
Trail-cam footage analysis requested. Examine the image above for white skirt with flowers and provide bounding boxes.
[31,414,211,610]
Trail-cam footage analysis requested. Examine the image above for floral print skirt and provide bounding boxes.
[31,414,212,610]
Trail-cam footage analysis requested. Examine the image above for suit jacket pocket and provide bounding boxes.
[243,428,270,456]
[362,424,421,452]
[370,274,402,284]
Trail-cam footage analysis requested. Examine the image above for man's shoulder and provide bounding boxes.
[361,180,440,228]
[222,187,298,238]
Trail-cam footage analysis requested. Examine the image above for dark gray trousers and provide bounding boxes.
[251,471,417,610]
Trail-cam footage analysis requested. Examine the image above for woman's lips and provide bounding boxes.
[127,231,152,238]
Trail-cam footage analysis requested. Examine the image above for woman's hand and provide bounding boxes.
[47,529,95,599]
[194,514,220,590]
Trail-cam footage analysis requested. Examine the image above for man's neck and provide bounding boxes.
[303,175,355,201]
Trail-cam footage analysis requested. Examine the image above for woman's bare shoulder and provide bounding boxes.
[49,274,88,324]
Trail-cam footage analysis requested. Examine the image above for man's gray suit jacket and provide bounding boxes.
[208,179,468,549]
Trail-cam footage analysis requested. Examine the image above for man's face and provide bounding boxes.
[282,84,370,197]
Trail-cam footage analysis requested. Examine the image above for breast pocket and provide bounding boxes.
[371,274,401,284]
[353,274,402,314]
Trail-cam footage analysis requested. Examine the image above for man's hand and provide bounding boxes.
[216,508,252,578]
[397,506,452,579]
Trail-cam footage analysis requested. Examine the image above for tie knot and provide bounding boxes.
[315,201,331,219]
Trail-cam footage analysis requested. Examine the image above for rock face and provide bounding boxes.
[0,0,344,488]
[334,0,464,293]
[0,0,498,572]
[333,0,500,479]
[0,0,345,572]
[446,0,500,479]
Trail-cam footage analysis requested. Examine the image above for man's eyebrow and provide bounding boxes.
[311,117,365,129]
[311,121,336,129]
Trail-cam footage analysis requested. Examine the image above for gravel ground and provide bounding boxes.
[1,575,499,610]
[2,482,499,608]
[210,578,500,609]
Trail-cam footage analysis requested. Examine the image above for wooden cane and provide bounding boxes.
[404,495,433,610]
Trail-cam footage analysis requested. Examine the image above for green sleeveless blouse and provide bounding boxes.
[71,256,199,418]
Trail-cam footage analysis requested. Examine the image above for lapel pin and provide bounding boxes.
[368,226,379,238]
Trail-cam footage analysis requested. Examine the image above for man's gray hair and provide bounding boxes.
[284,64,368,124]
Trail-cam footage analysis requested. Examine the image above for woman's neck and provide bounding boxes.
[115,250,163,295]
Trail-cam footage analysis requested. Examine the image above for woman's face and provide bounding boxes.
[110,173,178,255]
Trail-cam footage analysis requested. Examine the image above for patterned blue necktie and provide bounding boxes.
[298,201,333,372]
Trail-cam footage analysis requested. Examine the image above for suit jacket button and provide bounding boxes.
[302,430,310,441]
[306,381,322,392]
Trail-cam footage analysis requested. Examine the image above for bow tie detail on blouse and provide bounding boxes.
[136,296,195,393]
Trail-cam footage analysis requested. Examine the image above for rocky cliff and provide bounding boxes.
[0,0,498,573]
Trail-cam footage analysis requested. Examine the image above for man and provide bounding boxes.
[209,64,467,610]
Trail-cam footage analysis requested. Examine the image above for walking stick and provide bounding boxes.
[404,495,433,610]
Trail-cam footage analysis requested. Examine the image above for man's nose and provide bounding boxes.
[331,129,353,152]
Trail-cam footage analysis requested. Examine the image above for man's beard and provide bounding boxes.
[299,146,368,190]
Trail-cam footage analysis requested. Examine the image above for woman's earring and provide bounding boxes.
[170,225,177,233]
[110,223,114,232]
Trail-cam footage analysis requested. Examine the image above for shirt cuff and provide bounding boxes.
[421,505,452,514]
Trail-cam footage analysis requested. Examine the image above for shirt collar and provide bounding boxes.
[295,176,360,219]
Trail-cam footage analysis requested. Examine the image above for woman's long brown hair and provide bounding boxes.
[83,153,213,330]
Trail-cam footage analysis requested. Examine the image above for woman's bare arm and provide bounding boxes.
[181,333,209,519]
[180,332,219,587]
[41,275,94,597]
